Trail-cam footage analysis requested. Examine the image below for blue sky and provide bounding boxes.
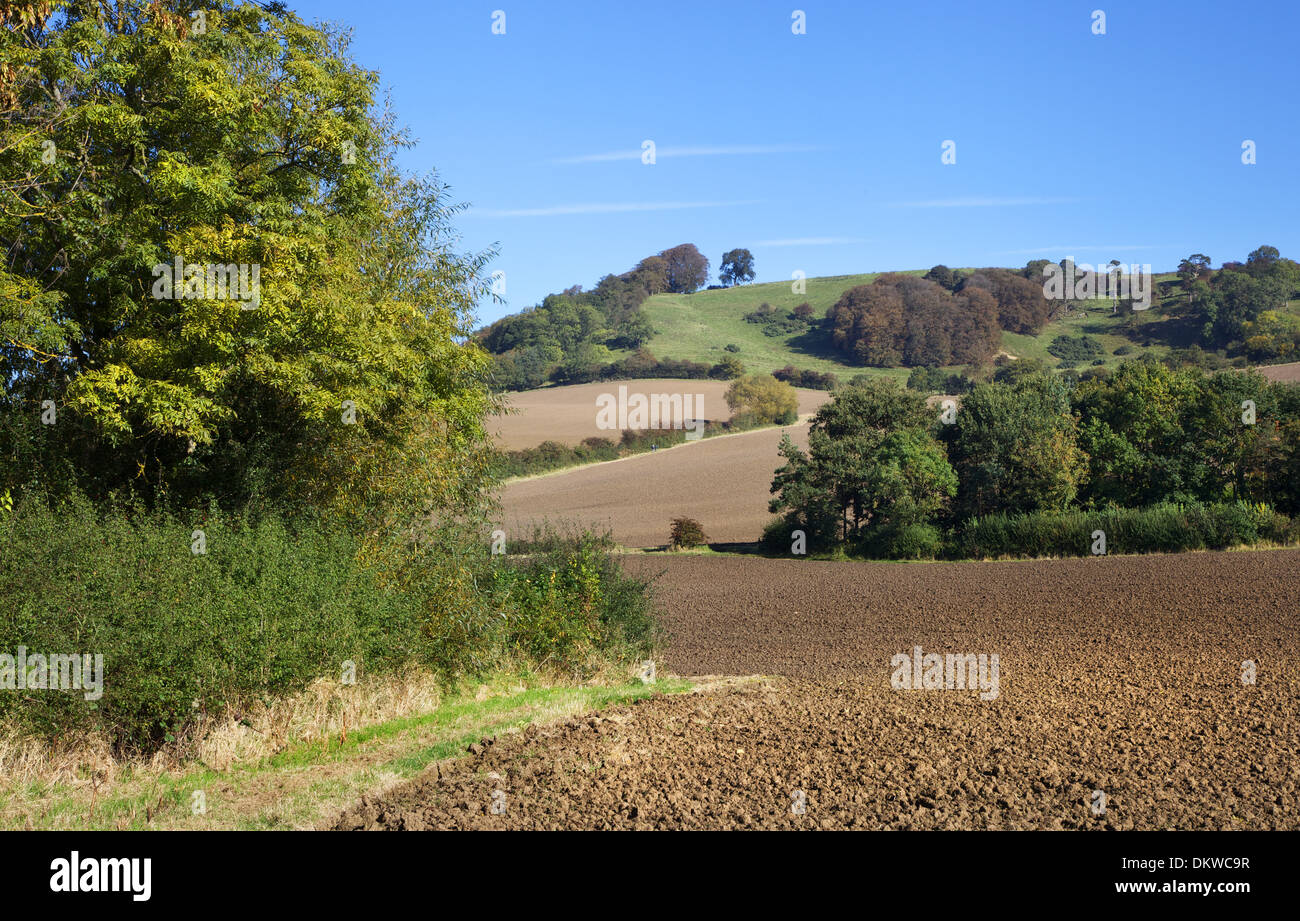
[293,0,1299,327]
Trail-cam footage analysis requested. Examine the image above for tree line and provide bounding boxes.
[767,362,1300,559]
[482,243,763,390]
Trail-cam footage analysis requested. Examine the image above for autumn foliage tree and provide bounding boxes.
[658,243,710,294]
[826,274,1000,368]
[724,373,798,425]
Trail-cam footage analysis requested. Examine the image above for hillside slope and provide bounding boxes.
[638,270,1195,378]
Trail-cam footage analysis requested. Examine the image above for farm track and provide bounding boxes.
[334,550,1300,830]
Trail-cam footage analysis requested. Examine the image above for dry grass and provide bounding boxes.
[0,669,444,819]
[0,665,693,830]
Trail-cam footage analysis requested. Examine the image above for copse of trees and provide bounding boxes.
[942,373,1086,519]
[1192,246,1300,357]
[826,274,1001,368]
[765,363,1300,560]
[960,268,1057,334]
[769,379,957,555]
[480,242,720,390]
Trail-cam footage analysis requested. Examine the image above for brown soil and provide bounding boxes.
[333,550,1300,830]
[500,421,811,548]
[1257,361,1300,383]
[491,378,830,450]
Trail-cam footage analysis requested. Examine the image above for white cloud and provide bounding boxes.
[995,245,1166,256]
[554,144,821,164]
[465,200,759,218]
[889,196,1079,208]
[753,236,871,247]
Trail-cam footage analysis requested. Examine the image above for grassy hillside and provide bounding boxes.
[638,270,1217,379]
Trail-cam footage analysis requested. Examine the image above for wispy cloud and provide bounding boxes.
[554,144,822,164]
[465,199,760,218]
[753,236,871,247]
[889,196,1079,208]
[995,245,1167,256]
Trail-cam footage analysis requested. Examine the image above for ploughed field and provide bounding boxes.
[1258,361,1300,384]
[501,421,810,547]
[334,550,1300,830]
[491,378,830,451]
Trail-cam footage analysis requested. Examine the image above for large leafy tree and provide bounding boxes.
[718,248,754,287]
[944,372,1086,518]
[769,378,955,547]
[657,243,709,294]
[1,0,496,521]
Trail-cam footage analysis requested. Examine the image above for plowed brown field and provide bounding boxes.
[1258,361,1300,383]
[491,378,830,450]
[500,421,809,547]
[334,549,1300,830]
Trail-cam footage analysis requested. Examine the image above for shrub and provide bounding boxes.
[710,356,746,379]
[905,366,975,394]
[773,365,839,391]
[952,502,1292,560]
[725,374,800,425]
[886,523,943,560]
[1048,335,1104,362]
[669,517,708,549]
[0,493,658,752]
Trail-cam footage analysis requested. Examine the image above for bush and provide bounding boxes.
[490,532,658,666]
[906,367,975,394]
[1048,335,1104,362]
[710,356,746,379]
[886,523,943,560]
[773,365,839,391]
[0,493,419,750]
[724,343,740,353]
[669,517,708,549]
[725,374,800,425]
[0,493,658,752]
[952,502,1292,560]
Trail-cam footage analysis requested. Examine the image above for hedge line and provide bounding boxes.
[0,493,655,752]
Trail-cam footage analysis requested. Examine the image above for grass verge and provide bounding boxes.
[0,670,693,831]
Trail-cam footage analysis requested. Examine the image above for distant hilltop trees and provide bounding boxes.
[479,246,1300,391]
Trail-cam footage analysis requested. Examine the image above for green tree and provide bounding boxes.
[1177,253,1212,306]
[718,248,756,287]
[0,0,495,524]
[944,373,1086,518]
[769,379,954,549]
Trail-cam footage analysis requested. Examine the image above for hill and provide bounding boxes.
[479,247,1300,392]
[637,269,1203,379]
